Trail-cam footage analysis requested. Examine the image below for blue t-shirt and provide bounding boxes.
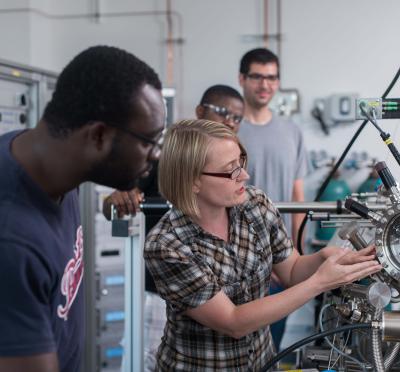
[0,130,84,372]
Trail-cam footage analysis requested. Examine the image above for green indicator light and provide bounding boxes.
[384,107,398,111]
[383,101,399,105]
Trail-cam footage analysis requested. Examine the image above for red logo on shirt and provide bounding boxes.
[57,226,84,321]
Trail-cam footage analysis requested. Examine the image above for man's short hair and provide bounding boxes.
[239,48,280,75]
[199,84,243,105]
[158,119,246,218]
[43,45,162,137]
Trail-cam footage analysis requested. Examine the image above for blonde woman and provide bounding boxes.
[144,119,381,371]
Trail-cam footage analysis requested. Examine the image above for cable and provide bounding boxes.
[319,304,368,371]
[297,65,400,254]
[327,317,340,369]
[260,323,372,371]
[330,330,351,370]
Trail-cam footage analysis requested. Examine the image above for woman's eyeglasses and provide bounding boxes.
[202,155,247,180]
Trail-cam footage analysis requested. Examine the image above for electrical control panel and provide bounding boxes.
[356,98,400,120]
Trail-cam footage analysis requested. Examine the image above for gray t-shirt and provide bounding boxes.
[238,113,308,233]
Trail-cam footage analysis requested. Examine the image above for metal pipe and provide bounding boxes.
[275,202,342,213]
[321,221,374,228]
[372,310,400,371]
[138,200,382,215]
[166,0,174,87]
[372,308,385,372]
[263,0,268,48]
[274,201,386,213]
[338,221,368,250]
[90,0,100,22]
[384,343,400,371]
[276,0,282,58]
[0,8,182,27]
[310,213,363,220]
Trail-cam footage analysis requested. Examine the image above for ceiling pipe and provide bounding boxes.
[263,0,268,48]
[276,0,282,58]
[262,0,282,58]
[165,0,174,87]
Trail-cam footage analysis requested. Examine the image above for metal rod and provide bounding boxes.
[321,221,374,228]
[311,213,364,220]
[274,201,386,213]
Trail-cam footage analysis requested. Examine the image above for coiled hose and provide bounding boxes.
[372,307,400,371]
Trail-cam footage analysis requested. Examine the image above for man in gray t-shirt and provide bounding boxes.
[239,114,307,234]
[238,48,307,244]
[238,48,308,351]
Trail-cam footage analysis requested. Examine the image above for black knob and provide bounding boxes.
[19,113,26,124]
[20,94,27,106]
[344,198,370,219]
[375,161,397,189]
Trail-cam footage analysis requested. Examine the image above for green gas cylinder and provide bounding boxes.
[358,169,380,193]
[315,175,351,241]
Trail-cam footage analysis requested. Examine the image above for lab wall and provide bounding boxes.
[2,0,400,180]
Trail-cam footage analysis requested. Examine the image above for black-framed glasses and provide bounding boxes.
[202,154,247,180]
[245,73,279,84]
[108,123,166,158]
[202,103,243,125]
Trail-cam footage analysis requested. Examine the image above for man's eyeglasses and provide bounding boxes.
[202,103,243,125]
[202,154,247,180]
[245,73,279,84]
[108,123,166,158]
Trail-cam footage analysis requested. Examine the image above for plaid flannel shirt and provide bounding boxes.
[144,186,293,371]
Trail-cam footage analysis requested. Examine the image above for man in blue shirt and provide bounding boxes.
[0,45,165,372]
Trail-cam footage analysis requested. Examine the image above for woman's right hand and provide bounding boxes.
[311,246,382,293]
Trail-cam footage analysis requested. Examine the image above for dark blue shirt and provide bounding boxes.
[0,130,84,372]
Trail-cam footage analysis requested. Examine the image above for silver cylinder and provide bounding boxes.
[342,282,391,309]
[338,221,368,250]
[382,311,400,341]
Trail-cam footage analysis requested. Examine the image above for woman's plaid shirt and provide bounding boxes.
[144,186,293,371]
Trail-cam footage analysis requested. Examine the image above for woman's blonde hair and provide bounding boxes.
[158,119,246,218]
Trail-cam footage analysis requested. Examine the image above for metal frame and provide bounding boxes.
[123,213,145,372]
